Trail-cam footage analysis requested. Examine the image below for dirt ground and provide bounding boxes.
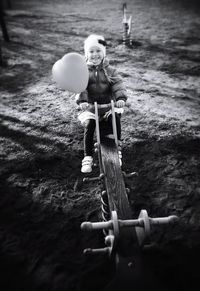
[0,0,200,290]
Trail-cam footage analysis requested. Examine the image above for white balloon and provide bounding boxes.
[52,53,89,93]
[52,60,63,83]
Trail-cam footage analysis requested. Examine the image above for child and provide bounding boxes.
[76,34,128,173]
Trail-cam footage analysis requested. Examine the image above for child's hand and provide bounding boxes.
[116,100,125,108]
[80,102,89,110]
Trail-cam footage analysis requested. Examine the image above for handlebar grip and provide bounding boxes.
[88,103,115,110]
[81,221,113,231]
[149,215,178,225]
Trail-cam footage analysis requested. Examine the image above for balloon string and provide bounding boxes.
[69,92,76,98]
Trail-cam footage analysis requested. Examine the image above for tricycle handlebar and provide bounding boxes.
[88,102,116,110]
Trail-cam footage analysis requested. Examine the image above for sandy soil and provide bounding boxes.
[0,0,200,290]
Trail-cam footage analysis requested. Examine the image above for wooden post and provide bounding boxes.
[122,3,132,46]
[6,0,12,9]
[0,4,10,42]
[0,45,3,66]
[2,0,12,9]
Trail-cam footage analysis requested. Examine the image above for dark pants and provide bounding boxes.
[84,114,121,156]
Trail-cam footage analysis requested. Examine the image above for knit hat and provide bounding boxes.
[84,34,106,59]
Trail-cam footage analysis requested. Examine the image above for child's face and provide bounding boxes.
[87,46,104,65]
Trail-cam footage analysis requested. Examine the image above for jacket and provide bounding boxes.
[76,58,128,107]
